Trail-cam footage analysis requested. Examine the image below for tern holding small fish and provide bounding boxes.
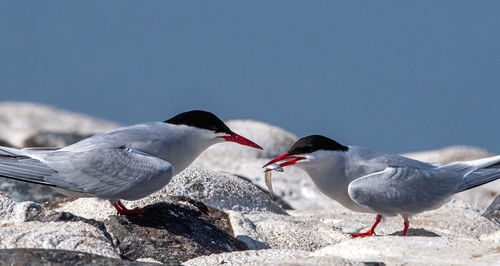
[263,135,500,237]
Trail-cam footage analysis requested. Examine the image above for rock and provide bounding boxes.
[224,198,498,257]
[310,236,500,265]
[134,167,286,214]
[0,192,120,259]
[288,199,497,239]
[0,221,119,259]
[0,192,43,223]
[228,210,348,251]
[183,249,310,265]
[103,196,247,264]
[0,139,12,147]
[402,146,493,164]
[184,249,378,266]
[482,194,500,225]
[0,101,120,148]
[0,249,156,266]
[49,197,115,221]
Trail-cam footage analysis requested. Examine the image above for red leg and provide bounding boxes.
[402,216,409,236]
[111,200,144,215]
[351,214,382,238]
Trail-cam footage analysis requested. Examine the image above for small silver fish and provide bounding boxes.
[264,163,283,194]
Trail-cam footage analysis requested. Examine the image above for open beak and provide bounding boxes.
[263,152,306,168]
[220,132,263,150]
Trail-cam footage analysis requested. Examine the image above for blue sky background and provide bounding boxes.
[1,1,499,154]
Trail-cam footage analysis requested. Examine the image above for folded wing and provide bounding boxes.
[347,166,463,216]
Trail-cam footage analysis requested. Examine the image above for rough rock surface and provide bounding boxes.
[183,249,377,266]
[0,221,119,258]
[135,167,286,214]
[483,194,500,225]
[310,236,500,265]
[0,192,119,258]
[0,101,120,147]
[103,196,247,264]
[0,249,156,266]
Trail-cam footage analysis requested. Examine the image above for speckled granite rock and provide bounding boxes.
[135,167,286,214]
[0,221,119,258]
[310,236,500,265]
[183,249,375,266]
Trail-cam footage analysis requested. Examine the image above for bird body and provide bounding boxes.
[0,110,262,214]
[265,135,500,236]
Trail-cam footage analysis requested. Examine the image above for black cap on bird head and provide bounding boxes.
[165,110,232,134]
[287,135,348,155]
[165,110,263,150]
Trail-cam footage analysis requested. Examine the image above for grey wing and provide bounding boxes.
[42,146,174,200]
[347,166,462,216]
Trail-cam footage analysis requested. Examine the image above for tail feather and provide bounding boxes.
[0,154,58,187]
[453,155,500,192]
[460,168,500,192]
[464,155,500,169]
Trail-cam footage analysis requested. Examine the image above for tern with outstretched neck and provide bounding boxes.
[264,135,500,237]
[0,110,262,215]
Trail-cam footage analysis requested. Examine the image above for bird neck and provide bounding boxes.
[154,124,219,174]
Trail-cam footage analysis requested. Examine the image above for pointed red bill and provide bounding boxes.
[263,152,306,168]
[221,132,263,150]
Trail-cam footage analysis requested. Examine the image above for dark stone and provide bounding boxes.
[0,179,65,203]
[0,248,156,266]
[104,196,248,264]
[390,228,440,237]
[482,194,500,225]
[363,262,386,266]
[0,139,13,147]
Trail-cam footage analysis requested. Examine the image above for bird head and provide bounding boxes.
[263,135,348,169]
[165,110,263,150]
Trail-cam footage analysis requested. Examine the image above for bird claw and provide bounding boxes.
[112,201,149,215]
[350,230,376,238]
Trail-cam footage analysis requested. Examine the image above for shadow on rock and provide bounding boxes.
[390,228,440,237]
[482,194,500,225]
[104,196,248,264]
[0,248,155,266]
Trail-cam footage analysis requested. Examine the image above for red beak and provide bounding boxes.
[263,152,306,168]
[220,132,263,150]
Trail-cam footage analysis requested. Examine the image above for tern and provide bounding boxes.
[0,110,262,215]
[264,135,500,237]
